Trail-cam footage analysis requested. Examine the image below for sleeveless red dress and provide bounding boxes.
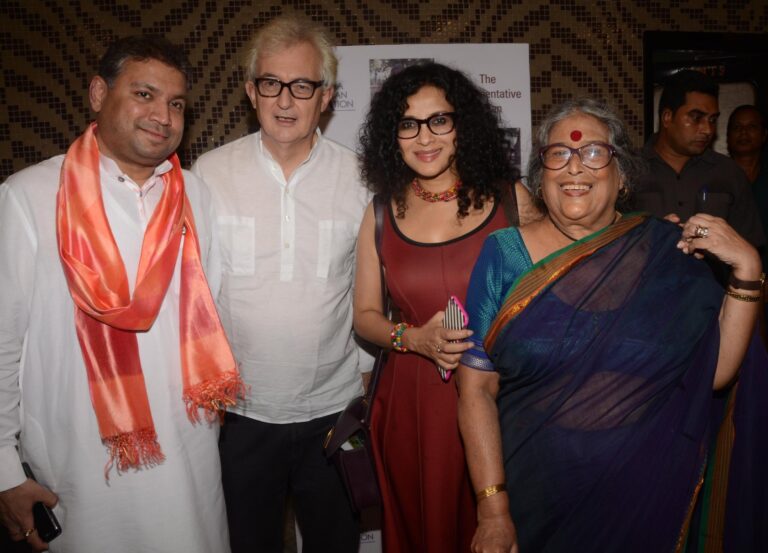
[371,200,514,553]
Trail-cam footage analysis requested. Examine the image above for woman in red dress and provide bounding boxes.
[353,62,537,553]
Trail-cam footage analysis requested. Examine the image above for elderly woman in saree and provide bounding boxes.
[457,98,768,553]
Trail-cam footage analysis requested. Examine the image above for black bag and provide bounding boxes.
[323,195,389,513]
[323,369,382,512]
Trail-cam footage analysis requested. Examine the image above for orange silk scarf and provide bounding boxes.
[57,123,243,474]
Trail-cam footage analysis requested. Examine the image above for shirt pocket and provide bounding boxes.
[698,191,733,219]
[217,215,255,276]
[316,220,355,279]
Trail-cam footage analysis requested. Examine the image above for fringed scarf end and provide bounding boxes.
[103,428,166,479]
[183,371,246,423]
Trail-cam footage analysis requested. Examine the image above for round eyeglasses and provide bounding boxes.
[253,78,324,99]
[397,112,457,139]
[539,142,617,170]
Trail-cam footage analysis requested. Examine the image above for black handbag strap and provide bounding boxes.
[373,194,388,314]
[362,194,389,423]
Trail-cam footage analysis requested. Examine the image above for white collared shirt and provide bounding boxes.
[192,131,373,423]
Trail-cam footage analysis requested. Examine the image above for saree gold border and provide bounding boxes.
[676,461,708,553]
[674,358,738,553]
[484,214,647,351]
[701,382,738,553]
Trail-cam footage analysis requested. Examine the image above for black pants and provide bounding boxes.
[219,412,360,553]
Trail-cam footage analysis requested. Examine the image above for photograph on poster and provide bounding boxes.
[369,58,432,95]
[502,127,521,174]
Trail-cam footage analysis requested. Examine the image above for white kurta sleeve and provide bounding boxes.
[187,167,222,300]
[0,183,37,491]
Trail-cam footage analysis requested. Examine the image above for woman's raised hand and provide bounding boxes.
[677,213,761,280]
[401,310,473,369]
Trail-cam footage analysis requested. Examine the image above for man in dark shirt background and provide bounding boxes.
[634,69,765,282]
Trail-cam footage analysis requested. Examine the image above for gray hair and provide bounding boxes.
[527,98,646,212]
[243,15,337,89]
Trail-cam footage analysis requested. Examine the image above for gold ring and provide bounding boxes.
[694,225,709,238]
[24,528,35,538]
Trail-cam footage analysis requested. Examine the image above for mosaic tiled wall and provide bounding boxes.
[2,0,767,181]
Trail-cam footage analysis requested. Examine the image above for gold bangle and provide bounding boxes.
[725,290,761,303]
[476,483,506,501]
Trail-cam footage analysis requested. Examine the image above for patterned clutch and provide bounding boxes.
[439,295,469,382]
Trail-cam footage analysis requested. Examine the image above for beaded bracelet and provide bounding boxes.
[725,289,761,303]
[476,483,506,501]
[390,322,413,352]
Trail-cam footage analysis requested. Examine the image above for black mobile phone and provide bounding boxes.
[21,462,62,543]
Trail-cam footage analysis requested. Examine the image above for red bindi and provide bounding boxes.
[570,130,582,141]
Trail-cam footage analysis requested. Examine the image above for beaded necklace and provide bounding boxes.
[411,178,461,202]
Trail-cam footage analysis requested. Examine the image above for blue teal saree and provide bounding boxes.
[464,214,767,552]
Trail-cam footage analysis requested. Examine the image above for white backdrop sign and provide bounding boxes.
[296,520,381,552]
[322,43,532,174]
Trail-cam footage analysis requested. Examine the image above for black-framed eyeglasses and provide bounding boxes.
[539,142,617,170]
[397,112,457,139]
[253,78,324,99]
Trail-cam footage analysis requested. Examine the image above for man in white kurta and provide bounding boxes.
[0,36,230,553]
[191,16,372,553]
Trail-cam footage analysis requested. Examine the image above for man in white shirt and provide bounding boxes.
[192,15,371,553]
[0,36,239,553]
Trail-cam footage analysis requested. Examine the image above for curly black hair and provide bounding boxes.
[359,62,517,218]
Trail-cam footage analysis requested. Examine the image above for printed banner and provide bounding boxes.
[323,43,532,175]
